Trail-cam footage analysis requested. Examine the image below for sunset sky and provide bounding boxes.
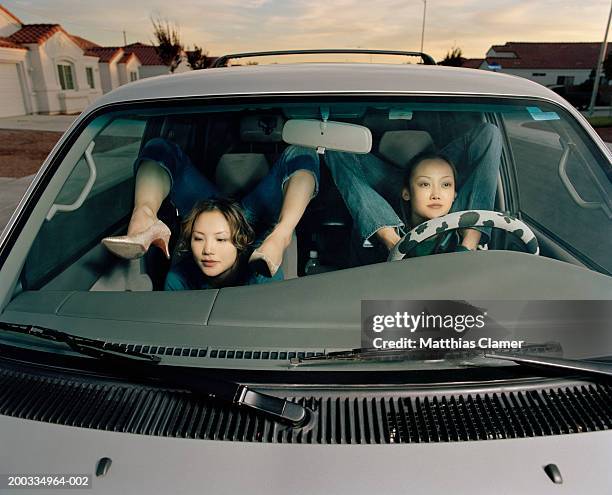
[3,0,611,62]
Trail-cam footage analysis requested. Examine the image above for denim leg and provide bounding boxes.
[441,123,502,243]
[135,137,220,217]
[240,145,320,229]
[325,150,405,245]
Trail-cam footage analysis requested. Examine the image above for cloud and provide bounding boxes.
[4,0,610,60]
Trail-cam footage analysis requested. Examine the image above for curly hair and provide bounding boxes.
[176,198,255,256]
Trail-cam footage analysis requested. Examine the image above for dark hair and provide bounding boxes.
[176,198,255,255]
[400,151,458,228]
[402,151,458,189]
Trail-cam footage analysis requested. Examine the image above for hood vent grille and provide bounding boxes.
[104,343,324,361]
[1,368,610,444]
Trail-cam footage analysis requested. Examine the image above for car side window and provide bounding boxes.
[503,111,611,273]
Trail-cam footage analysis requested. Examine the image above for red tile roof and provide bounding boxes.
[461,58,484,69]
[486,42,611,70]
[7,24,71,45]
[118,52,140,64]
[85,46,123,63]
[0,36,26,49]
[124,42,164,66]
[0,4,22,25]
[70,35,99,50]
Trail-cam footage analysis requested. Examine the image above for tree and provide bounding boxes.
[438,46,466,67]
[186,45,210,70]
[151,17,183,73]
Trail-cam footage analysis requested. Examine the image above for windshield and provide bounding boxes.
[1,95,611,374]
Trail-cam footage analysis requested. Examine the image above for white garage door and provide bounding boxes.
[0,63,26,117]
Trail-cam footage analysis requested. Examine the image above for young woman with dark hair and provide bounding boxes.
[164,198,285,290]
[102,139,320,279]
[324,123,502,265]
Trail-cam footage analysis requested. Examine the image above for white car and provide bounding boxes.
[0,50,611,494]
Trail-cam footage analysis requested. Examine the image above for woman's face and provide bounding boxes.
[191,210,238,278]
[402,158,456,225]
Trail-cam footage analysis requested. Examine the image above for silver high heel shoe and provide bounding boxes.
[102,220,171,260]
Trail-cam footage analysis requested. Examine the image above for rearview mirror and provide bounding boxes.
[282,119,372,154]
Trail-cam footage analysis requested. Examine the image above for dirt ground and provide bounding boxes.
[0,129,63,177]
[0,127,611,178]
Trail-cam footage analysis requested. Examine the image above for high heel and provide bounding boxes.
[249,249,281,278]
[102,220,171,260]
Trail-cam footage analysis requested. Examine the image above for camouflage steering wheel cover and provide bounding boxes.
[387,210,540,261]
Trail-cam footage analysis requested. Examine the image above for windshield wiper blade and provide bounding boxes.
[0,321,310,427]
[484,353,612,380]
[290,342,563,367]
[290,347,450,366]
[0,321,160,363]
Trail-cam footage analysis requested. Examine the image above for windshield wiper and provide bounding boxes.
[290,342,563,367]
[484,353,612,380]
[0,321,160,363]
[157,371,311,427]
[0,321,311,427]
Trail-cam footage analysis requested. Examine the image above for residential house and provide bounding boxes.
[460,58,484,69]
[89,42,191,89]
[123,42,192,78]
[86,47,142,94]
[0,4,193,117]
[0,7,29,117]
[468,42,611,88]
[86,42,193,93]
[0,5,104,116]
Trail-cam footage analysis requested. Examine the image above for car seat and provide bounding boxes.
[377,130,434,167]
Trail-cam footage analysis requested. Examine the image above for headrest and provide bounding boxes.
[240,115,285,142]
[216,154,269,197]
[378,130,434,168]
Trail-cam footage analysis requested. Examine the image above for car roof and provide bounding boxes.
[91,63,568,110]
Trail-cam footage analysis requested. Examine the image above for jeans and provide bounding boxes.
[325,123,502,251]
[135,138,320,236]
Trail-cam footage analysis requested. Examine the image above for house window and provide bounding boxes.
[557,75,574,86]
[86,67,95,89]
[57,64,75,90]
[532,72,546,77]
[129,71,138,82]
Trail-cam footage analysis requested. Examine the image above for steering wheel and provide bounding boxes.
[387,210,539,261]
